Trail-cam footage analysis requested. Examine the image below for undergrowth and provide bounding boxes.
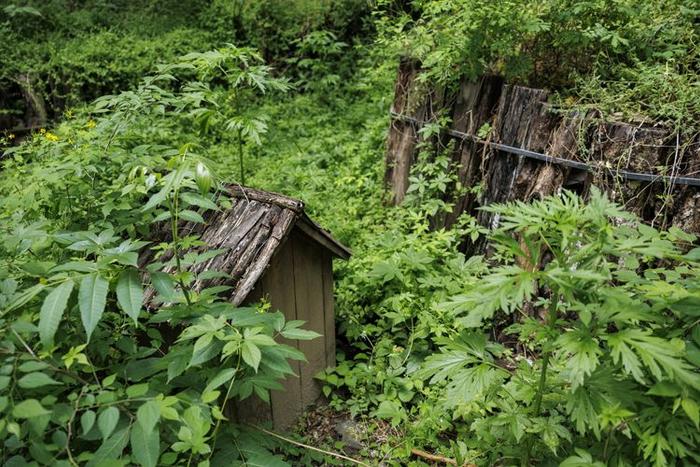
[1,1,699,466]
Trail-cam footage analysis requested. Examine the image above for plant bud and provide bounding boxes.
[195,161,212,194]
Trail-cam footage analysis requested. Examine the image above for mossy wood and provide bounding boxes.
[385,61,700,250]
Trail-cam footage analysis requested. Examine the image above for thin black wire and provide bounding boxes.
[391,112,700,187]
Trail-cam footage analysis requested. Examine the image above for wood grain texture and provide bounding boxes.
[142,185,350,309]
[291,230,326,408]
[384,64,700,246]
[259,242,304,430]
[321,251,336,369]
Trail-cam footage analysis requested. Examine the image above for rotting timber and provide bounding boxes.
[385,59,700,253]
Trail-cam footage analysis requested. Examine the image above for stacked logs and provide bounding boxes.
[384,60,700,251]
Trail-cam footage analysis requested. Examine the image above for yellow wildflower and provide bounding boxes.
[86,119,96,129]
[44,131,59,142]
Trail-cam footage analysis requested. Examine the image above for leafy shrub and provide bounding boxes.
[324,180,700,465]
[377,0,700,129]
[0,48,319,466]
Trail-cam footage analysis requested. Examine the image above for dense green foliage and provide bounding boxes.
[380,0,700,129]
[1,1,699,466]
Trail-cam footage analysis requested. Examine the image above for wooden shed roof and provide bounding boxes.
[149,185,350,306]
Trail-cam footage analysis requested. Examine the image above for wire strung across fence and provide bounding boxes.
[390,112,700,188]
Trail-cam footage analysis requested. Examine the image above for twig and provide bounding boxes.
[251,425,370,467]
[65,387,86,467]
[411,448,476,466]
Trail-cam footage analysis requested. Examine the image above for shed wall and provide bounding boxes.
[237,227,336,430]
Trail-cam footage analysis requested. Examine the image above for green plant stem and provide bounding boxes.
[168,195,192,306]
[207,355,241,460]
[252,425,371,466]
[523,286,559,466]
[237,129,245,186]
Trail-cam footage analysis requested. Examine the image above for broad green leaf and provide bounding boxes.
[116,268,143,324]
[17,372,62,388]
[188,338,222,368]
[79,274,109,342]
[150,272,176,301]
[18,361,49,372]
[131,423,160,467]
[38,280,73,346]
[98,406,120,439]
[179,209,205,224]
[81,410,96,435]
[181,192,218,211]
[669,296,700,317]
[241,341,261,372]
[136,400,160,435]
[280,328,321,340]
[12,399,51,418]
[126,383,150,398]
[203,368,236,395]
[50,261,98,273]
[646,381,681,397]
[88,426,130,467]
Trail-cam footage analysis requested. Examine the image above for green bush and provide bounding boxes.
[0,48,322,466]
[378,0,699,129]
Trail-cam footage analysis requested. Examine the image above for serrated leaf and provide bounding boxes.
[17,372,62,388]
[18,361,49,372]
[98,406,120,439]
[241,341,261,372]
[79,274,109,342]
[5,283,46,314]
[39,280,74,346]
[203,368,236,395]
[116,268,143,324]
[50,261,98,273]
[669,296,700,317]
[682,398,699,427]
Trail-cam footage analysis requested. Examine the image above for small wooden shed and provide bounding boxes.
[178,185,350,429]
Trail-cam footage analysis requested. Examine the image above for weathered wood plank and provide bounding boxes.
[291,229,326,408]
[321,251,336,369]
[259,242,304,430]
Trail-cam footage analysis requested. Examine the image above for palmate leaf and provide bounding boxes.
[607,329,700,389]
[419,350,476,383]
[556,328,602,389]
[444,364,508,408]
[442,265,536,328]
[79,273,109,342]
[38,280,74,346]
